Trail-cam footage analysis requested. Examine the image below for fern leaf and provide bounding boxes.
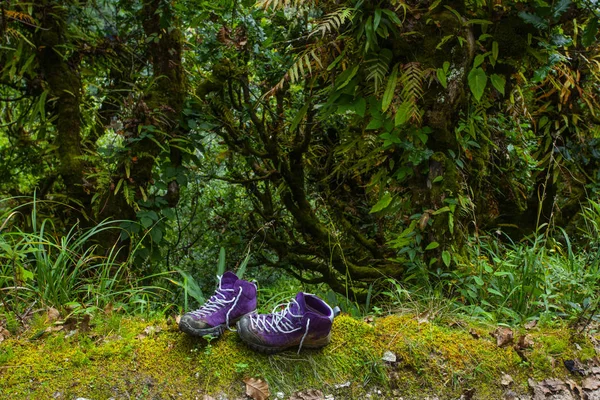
[309,7,353,38]
[366,49,392,93]
[257,0,313,11]
[396,62,425,126]
[5,10,35,25]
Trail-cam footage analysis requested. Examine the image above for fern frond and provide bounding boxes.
[365,49,392,93]
[398,62,424,125]
[263,44,332,99]
[208,97,235,128]
[287,49,323,83]
[257,0,313,11]
[5,10,35,25]
[309,7,353,38]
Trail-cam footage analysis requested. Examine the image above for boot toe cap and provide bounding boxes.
[179,314,210,331]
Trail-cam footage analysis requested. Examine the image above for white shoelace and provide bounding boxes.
[191,275,242,328]
[249,299,311,354]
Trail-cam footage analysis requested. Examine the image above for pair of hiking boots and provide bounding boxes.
[178,271,339,354]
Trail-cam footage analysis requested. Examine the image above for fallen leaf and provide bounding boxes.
[469,328,480,339]
[500,373,513,387]
[448,320,466,329]
[363,316,374,324]
[382,350,397,363]
[417,311,430,324]
[490,327,513,347]
[524,320,537,330]
[529,378,570,400]
[202,395,216,400]
[243,377,270,400]
[565,379,582,396]
[47,307,60,322]
[517,334,534,349]
[44,325,64,334]
[289,389,324,400]
[137,325,162,340]
[0,327,10,343]
[582,376,600,391]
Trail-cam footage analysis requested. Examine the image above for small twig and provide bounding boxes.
[18,300,37,322]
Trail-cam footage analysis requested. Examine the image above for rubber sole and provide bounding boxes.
[237,324,331,354]
[178,320,226,338]
[179,312,254,338]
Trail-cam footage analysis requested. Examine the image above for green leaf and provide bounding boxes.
[467,67,487,101]
[374,9,382,32]
[382,9,403,26]
[492,41,499,62]
[428,0,442,11]
[490,74,506,95]
[436,68,447,88]
[141,217,154,228]
[217,247,226,276]
[487,288,503,296]
[473,54,485,68]
[583,17,599,47]
[473,276,484,286]
[355,97,367,117]
[519,11,548,29]
[335,65,359,90]
[291,103,309,132]
[150,227,163,243]
[552,0,571,18]
[394,102,411,126]
[366,118,384,130]
[18,266,34,282]
[369,192,393,213]
[432,206,451,215]
[425,241,440,251]
[442,250,451,267]
[382,64,399,112]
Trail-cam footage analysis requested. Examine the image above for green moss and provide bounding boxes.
[0,313,597,399]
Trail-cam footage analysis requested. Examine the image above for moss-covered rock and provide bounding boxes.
[0,313,597,399]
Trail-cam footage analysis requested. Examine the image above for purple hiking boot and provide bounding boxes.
[237,293,340,354]
[179,271,257,337]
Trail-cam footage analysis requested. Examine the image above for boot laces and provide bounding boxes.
[248,299,301,333]
[249,299,312,354]
[190,275,237,319]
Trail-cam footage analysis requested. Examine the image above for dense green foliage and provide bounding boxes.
[1,0,600,326]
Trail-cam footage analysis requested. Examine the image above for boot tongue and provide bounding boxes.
[219,271,239,290]
[288,292,307,316]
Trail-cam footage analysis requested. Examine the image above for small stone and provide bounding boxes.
[276,392,284,399]
[334,381,350,389]
[501,373,514,387]
[382,350,397,363]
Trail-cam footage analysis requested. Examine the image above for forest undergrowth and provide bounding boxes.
[1,198,600,399]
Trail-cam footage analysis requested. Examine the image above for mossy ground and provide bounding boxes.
[0,312,598,399]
